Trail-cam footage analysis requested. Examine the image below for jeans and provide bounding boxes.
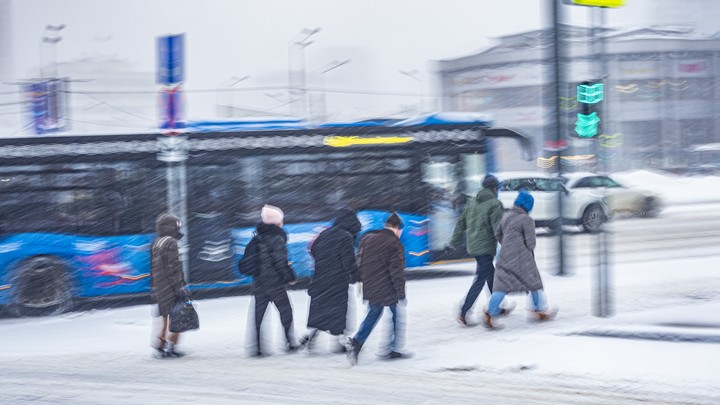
[488,290,545,318]
[354,303,404,354]
[460,255,495,317]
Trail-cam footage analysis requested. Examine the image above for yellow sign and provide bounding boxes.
[570,0,625,7]
[323,135,414,148]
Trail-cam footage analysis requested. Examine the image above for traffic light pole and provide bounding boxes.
[592,6,613,317]
[551,0,567,276]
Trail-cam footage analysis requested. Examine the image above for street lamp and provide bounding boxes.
[399,69,423,114]
[40,24,66,78]
[216,75,250,117]
[315,59,351,122]
[288,27,321,117]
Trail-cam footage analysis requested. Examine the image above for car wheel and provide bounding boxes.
[11,256,73,317]
[582,204,605,233]
[637,197,659,218]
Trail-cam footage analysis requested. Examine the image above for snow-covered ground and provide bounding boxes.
[0,173,718,404]
[615,170,720,205]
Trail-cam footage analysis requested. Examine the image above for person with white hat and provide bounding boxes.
[239,204,299,356]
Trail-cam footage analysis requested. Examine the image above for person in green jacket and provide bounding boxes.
[446,174,509,326]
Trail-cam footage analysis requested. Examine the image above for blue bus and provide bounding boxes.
[0,113,533,316]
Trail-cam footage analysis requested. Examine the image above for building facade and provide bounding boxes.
[437,25,720,172]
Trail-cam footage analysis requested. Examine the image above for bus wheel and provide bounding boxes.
[12,257,73,317]
[582,204,605,234]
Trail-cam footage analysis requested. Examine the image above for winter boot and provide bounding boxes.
[499,300,517,317]
[379,351,411,360]
[299,333,317,352]
[165,343,185,358]
[481,310,503,330]
[457,312,470,327]
[331,336,348,354]
[153,346,167,359]
[530,308,558,322]
[346,337,362,366]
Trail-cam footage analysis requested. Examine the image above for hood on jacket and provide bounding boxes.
[256,222,288,242]
[333,209,362,237]
[156,213,183,240]
[475,187,497,203]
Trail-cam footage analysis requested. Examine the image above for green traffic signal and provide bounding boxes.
[577,83,603,104]
[575,112,600,138]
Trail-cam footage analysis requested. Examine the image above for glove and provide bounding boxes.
[443,245,456,254]
[398,297,408,307]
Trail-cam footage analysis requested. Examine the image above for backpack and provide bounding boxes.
[237,236,258,277]
[237,235,271,277]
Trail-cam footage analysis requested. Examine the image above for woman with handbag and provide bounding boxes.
[150,213,188,358]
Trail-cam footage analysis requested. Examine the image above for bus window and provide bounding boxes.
[461,153,487,195]
[259,153,416,222]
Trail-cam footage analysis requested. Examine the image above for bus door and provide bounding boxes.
[421,152,488,262]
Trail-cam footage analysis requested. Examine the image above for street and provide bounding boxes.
[0,204,718,404]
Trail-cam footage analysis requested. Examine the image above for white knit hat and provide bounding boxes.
[261,204,284,225]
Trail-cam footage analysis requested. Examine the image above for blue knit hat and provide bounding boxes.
[514,189,534,213]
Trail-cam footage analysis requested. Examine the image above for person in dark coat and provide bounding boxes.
[241,204,299,356]
[346,213,407,365]
[150,213,187,358]
[483,190,555,329]
[300,209,361,353]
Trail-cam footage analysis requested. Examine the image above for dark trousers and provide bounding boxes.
[254,286,294,351]
[460,255,495,317]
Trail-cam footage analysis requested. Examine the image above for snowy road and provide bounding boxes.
[535,203,720,267]
[0,204,719,404]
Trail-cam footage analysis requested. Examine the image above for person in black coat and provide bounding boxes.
[299,209,361,353]
[240,205,299,356]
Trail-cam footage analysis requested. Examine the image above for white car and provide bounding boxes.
[561,173,663,218]
[496,172,610,233]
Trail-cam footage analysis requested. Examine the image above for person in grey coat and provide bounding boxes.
[483,190,555,329]
[150,213,188,358]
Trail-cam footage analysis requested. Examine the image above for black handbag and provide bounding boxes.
[169,298,200,333]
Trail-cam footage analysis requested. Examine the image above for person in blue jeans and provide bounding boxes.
[484,190,556,329]
[347,213,407,365]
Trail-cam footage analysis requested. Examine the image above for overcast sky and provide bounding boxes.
[3,0,693,119]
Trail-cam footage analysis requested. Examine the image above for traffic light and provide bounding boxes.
[575,81,603,138]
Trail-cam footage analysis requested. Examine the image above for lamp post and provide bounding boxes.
[288,27,320,118]
[216,75,250,117]
[40,24,65,78]
[399,69,423,114]
[316,59,351,122]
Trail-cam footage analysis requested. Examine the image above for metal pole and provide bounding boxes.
[550,0,567,276]
[595,7,613,317]
[158,129,190,281]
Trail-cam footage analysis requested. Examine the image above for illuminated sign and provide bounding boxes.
[564,0,625,7]
[323,136,414,148]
